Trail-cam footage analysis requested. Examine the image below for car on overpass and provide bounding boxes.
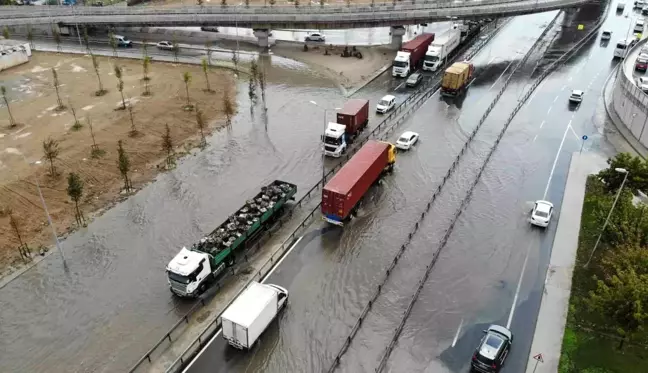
[305,33,326,42]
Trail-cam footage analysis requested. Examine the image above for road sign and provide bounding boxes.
[580,135,588,154]
[533,353,544,362]
[578,24,585,30]
[582,135,588,140]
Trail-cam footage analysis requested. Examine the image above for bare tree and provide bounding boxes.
[2,26,10,40]
[197,0,204,5]
[82,26,91,54]
[201,58,213,93]
[248,75,257,105]
[91,54,107,96]
[69,98,82,131]
[250,58,259,83]
[8,209,31,261]
[116,140,132,192]
[205,40,212,66]
[87,115,104,158]
[319,0,324,7]
[114,65,127,110]
[223,91,235,127]
[67,172,85,226]
[51,68,66,111]
[161,124,174,168]
[26,26,34,50]
[127,99,138,137]
[109,32,118,58]
[142,56,152,96]
[221,0,227,6]
[172,35,180,63]
[269,0,275,6]
[182,72,193,110]
[42,137,59,176]
[52,26,62,52]
[195,104,207,147]
[259,71,267,105]
[231,49,239,73]
[245,0,249,7]
[294,0,299,7]
[141,37,149,58]
[1,86,17,128]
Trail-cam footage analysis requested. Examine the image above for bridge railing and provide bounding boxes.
[0,0,581,18]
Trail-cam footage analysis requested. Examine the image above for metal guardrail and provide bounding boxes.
[0,0,590,27]
[325,10,561,372]
[127,19,507,373]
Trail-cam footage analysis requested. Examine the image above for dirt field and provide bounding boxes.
[0,52,235,277]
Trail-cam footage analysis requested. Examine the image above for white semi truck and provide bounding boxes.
[423,28,461,72]
[221,281,289,350]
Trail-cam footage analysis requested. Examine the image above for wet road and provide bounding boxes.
[0,20,475,373]
[182,10,590,373]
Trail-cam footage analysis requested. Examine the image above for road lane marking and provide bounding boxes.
[182,235,304,373]
[532,134,538,143]
[546,106,552,114]
[506,240,532,329]
[539,120,545,129]
[526,78,547,106]
[553,96,558,103]
[561,85,566,91]
[569,124,581,142]
[487,59,516,91]
[394,82,405,91]
[543,121,571,200]
[452,318,464,348]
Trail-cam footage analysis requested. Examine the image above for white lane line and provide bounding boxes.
[525,78,547,107]
[569,124,581,142]
[395,82,405,91]
[452,318,465,348]
[539,120,545,129]
[506,240,532,330]
[487,59,515,91]
[553,96,558,103]
[543,122,571,200]
[561,85,566,91]
[546,107,552,114]
[182,235,304,373]
[532,134,538,143]
[568,76,573,82]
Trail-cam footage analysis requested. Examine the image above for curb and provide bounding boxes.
[344,63,392,98]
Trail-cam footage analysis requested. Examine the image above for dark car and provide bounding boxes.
[406,72,423,87]
[636,55,648,71]
[201,26,219,33]
[471,325,513,372]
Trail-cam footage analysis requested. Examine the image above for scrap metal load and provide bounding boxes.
[193,181,295,255]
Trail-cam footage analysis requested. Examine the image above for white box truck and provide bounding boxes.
[220,281,288,350]
[423,28,460,72]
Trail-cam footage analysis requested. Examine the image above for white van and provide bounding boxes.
[614,39,631,58]
[110,34,133,48]
[635,19,645,33]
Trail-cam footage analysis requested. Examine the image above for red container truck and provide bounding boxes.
[324,99,370,157]
[392,33,435,77]
[321,140,397,225]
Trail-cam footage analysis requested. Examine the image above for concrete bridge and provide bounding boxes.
[0,0,590,46]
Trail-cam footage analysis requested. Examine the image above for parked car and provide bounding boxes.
[305,33,325,42]
[156,41,177,51]
[395,131,419,150]
[471,325,513,373]
[406,72,423,87]
[201,26,219,32]
[635,19,645,33]
[569,89,584,104]
[635,0,646,8]
[643,5,648,14]
[376,95,396,114]
[530,200,554,228]
[601,30,612,40]
[636,55,648,71]
[637,76,648,92]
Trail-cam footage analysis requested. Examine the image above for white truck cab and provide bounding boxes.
[392,51,411,77]
[323,122,348,157]
[166,247,224,297]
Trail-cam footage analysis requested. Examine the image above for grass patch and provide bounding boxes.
[559,175,648,373]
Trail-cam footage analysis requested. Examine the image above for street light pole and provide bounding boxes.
[585,167,629,267]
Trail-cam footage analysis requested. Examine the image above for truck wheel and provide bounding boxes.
[226,256,235,267]
[199,283,207,294]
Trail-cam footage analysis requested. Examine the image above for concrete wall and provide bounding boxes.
[611,38,648,146]
[0,45,30,72]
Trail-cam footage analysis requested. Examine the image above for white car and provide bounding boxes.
[376,95,396,114]
[156,41,177,51]
[395,131,419,150]
[638,77,648,92]
[530,200,554,228]
[569,89,584,103]
[601,30,612,40]
[305,33,325,42]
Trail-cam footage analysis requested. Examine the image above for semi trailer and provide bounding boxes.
[322,140,396,225]
[441,61,475,97]
[392,33,435,78]
[423,29,461,72]
[323,99,370,157]
[166,180,297,297]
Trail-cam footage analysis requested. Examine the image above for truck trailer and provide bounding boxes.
[392,33,435,78]
[221,281,288,350]
[441,61,475,97]
[423,29,461,72]
[166,181,297,297]
[323,99,370,157]
[321,140,396,225]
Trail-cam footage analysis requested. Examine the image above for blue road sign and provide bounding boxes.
[582,135,588,140]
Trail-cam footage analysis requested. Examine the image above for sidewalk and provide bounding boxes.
[524,152,607,373]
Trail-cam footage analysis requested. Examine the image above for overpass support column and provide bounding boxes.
[253,29,271,49]
[390,26,406,50]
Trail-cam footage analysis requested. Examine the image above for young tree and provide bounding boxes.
[161,124,174,168]
[221,0,226,6]
[7,209,31,261]
[26,26,34,50]
[172,36,180,63]
[142,56,152,96]
[258,71,267,105]
[114,65,127,110]
[69,98,82,131]
[223,91,234,127]
[51,68,66,111]
[1,85,16,128]
[244,0,249,7]
[52,27,62,52]
[87,115,104,158]
[250,58,259,83]
[195,104,207,146]
[109,32,118,58]
[141,37,149,58]
[294,0,299,7]
[231,49,239,73]
[42,137,59,176]
[269,0,275,6]
[182,71,193,109]
[197,0,204,5]
[116,140,132,192]
[91,54,107,96]
[2,26,10,40]
[82,26,91,54]
[66,172,85,225]
[201,58,213,93]
[248,75,257,105]
[204,40,212,67]
[319,0,324,7]
[127,99,138,137]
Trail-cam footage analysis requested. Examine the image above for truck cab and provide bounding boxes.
[166,247,225,297]
[423,46,443,72]
[392,51,411,77]
[323,122,348,157]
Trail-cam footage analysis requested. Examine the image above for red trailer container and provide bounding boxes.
[322,140,396,225]
[336,99,369,137]
[401,33,435,69]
